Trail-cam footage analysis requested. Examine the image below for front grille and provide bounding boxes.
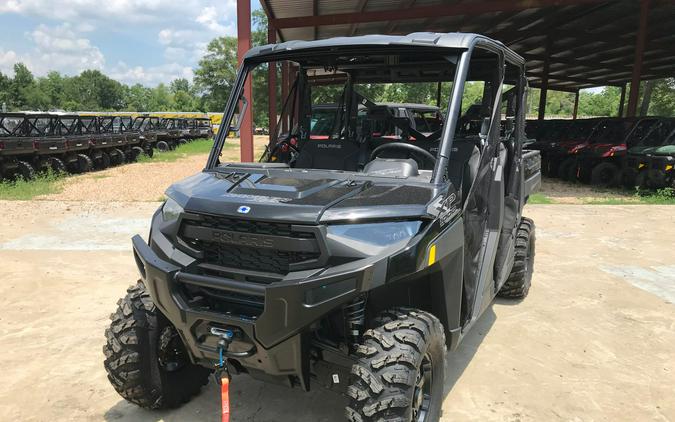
[180,214,322,275]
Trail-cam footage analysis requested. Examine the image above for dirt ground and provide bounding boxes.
[38,136,269,202]
[0,199,674,421]
[539,178,641,204]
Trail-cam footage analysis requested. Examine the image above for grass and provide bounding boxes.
[0,170,64,200]
[528,192,554,204]
[137,138,233,163]
[536,187,675,205]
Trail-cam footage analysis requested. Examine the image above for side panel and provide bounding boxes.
[522,150,542,200]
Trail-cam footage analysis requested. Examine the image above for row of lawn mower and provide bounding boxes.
[0,113,214,181]
[527,116,675,189]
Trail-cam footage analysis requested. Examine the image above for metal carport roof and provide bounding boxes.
[260,0,675,93]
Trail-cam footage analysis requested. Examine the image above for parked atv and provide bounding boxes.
[572,117,659,187]
[621,118,675,188]
[531,118,601,178]
[642,125,675,189]
[559,118,635,183]
[104,32,540,422]
[0,113,38,180]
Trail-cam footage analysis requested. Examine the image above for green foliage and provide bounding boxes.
[648,79,675,116]
[0,63,203,113]
[136,138,220,163]
[0,170,63,200]
[528,193,553,204]
[194,36,239,112]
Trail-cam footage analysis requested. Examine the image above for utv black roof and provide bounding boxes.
[245,32,524,65]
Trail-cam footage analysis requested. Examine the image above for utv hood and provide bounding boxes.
[652,145,675,156]
[628,145,659,156]
[165,170,436,224]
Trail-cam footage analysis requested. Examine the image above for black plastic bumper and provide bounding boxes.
[132,234,385,379]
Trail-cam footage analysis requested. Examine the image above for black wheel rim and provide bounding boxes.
[157,326,189,372]
[412,353,433,422]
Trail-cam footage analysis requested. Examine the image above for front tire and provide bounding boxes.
[499,217,535,299]
[558,157,577,182]
[103,282,211,409]
[590,162,619,188]
[346,308,446,422]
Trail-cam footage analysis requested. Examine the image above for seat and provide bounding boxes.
[294,139,361,171]
[447,139,481,202]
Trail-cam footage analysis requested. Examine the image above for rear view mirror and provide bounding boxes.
[229,95,249,132]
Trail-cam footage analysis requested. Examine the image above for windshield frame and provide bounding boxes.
[206,41,519,186]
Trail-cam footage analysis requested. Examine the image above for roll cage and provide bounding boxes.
[208,33,526,186]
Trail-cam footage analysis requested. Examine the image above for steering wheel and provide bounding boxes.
[369,142,437,168]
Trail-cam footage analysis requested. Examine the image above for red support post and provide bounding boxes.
[267,25,277,143]
[618,83,626,117]
[281,61,289,133]
[572,89,579,120]
[626,0,650,117]
[237,0,254,162]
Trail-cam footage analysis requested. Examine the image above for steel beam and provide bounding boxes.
[237,0,254,162]
[627,0,650,117]
[270,0,608,29]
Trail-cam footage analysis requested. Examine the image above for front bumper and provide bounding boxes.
[132,229,387,381]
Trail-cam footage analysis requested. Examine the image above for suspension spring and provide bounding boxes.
[344,294,367,349]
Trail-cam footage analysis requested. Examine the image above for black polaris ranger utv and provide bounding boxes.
[104,32,540,421]
[0,113,36,180]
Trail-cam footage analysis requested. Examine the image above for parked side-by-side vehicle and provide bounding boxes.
[103,32,541,422]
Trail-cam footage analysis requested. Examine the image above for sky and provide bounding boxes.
[0,0,262,86]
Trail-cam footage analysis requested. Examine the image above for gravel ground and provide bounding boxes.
[0,202,674,421]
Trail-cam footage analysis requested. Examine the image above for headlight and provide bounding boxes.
[327,221,422,250]
[162,197,184,222]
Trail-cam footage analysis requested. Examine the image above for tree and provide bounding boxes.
[170,78,191,94]
[64,70,126,110]
[648,78,675,117]
[0,71,11,110]
[147,83,175,110]
[11,63,35,109]
[194,37,239,112]
[124,84,152,111]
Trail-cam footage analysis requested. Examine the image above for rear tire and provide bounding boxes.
[48,157,67,174]
[74,153,93,173]
[499,217,535,299]
[16,160,36,180]
[346,308,446,422]
[131,146,145,161]
[156,141,170,152]
[619,168,638,189]
[590,162,619,188]
[110,148,125,166]
[559,157,577,182]
[635,171,650,190]
[103,282,211,409]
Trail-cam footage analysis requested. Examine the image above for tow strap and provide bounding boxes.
[220,372,230,422]
[213,329,234,422]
